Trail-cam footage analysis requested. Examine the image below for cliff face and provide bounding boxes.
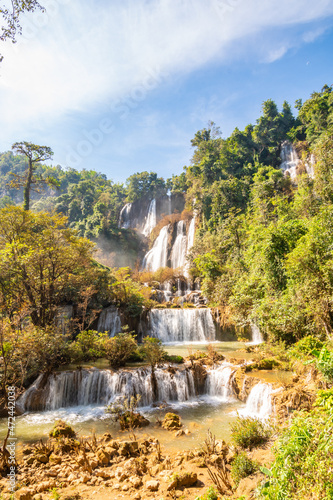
[118,194,185,233]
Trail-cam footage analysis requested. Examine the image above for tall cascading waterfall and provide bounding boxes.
[118,203,133,229]
[242,383,273,418]
[142,225,169,271]
[19,363,241,412]
[171,220,188,269]
[97,306,122,336]
[142,199,157,237]
[280,141,300,180]
[146,308,216,342]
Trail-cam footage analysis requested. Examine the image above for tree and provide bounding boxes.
[11,142,54,210]
[140,337,166,400]
[0,206,100,327]
[104,331,137,368]
[0,1,45,61]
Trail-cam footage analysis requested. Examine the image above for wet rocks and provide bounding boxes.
[162,412,182,430]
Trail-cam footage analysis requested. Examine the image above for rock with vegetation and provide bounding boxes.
[162,413,182,430]
[49,420,76,439]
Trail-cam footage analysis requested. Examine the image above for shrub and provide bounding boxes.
[140,337,166,369]
[258,410,333,499]
[231,452,258,486]
[164,354,184,364]
[289,335,324,358]
[106,395,149,430]
[314,388,333,411]
[69,330,107,363]
[312,346,333,381]
[230,417,271,449]
[104,331,137,368]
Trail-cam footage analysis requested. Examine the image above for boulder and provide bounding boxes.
[49,420,76,439]
[167,472,197,490]
[162,413,182,430]
[146,479,160,491]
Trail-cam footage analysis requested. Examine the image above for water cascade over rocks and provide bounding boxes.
[145,308,217,343]
[205,365,236,400]
[249,324,264,345]
[242,383,273,418]
[118,203,132,229]
[97,306,122,336]
[171,221,188,269]
[19,363,276,424]
[142,198,157,236]
[142,225,170,271]
[280,141,300,180]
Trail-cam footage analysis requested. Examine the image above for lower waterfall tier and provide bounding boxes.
[18,364,274,421]
[143,308,218,343]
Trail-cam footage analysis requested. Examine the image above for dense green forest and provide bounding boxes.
[1,84,333,500]
[1,84,332,343]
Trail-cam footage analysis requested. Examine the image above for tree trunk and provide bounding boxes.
[23,158,33,210]
[151,366,158,402]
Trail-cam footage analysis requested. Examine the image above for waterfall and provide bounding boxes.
[118,203,132,229]
[171,221,187,269]
[142,225,169,271]
[249,324,264,345]
[280,141,299,180]
[205,365,235,401]
[19,363,240,412]
[19,366,198,412]
[242,383,273,419]
[146,308,216,343]
[97,306,122,336]
[142,199,157,236]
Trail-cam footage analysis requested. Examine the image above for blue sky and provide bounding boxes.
[0,0,333,183]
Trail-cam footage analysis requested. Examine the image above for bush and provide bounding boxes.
[231,452,258,486]
[140,337,166,369]
[69,330,107,363]
[231,417,271,449]
[314,388,333,411]
[289,336,324,358]
[106,395,149,430]
[258,410,333,499]
[164,354,184,364]
[312,346,333,381]
[104,331,137,368]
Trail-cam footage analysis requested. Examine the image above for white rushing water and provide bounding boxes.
[146,308,216,343]
[142,199,157,237]
[205,365,236,401]
[248,323,264,345]
[118,203,132,229]
[142,224,169,271]
[171,220,187,269]
[19,363,241,412]
[241,383,273,419]
[97,306,122,336]
[280,141,300,180]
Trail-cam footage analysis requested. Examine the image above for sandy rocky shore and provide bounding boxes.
[0,415,275,500]
[0,357,319,500]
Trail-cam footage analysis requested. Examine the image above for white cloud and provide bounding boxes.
[0,0,333,134]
